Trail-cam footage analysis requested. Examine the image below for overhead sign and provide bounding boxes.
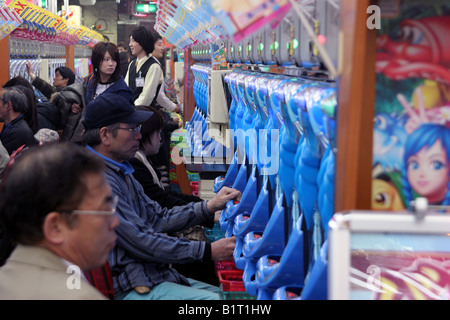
[136,2,157,13]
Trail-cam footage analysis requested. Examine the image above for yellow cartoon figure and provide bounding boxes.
[372,173,405,211]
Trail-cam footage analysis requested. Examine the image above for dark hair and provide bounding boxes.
[83,123,120,147]
[55,67,75,86]
[152,32,162,42]
[117,41,127,50]
[88,42,122,99]
[0,143,105,245]
[135,106,164,149]
[3,77,39,133]
[130,26,154,55]
[1,87,28,114]
[120,51,129,64]
[120,51,130,78]
[152,32,166,76]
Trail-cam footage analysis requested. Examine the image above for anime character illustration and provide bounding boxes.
[376,15,450,84]
[397,81,450,135]
[373,2,450,210]
[402,123,450,207]
[372,172,405,211]
[373,112,408,171]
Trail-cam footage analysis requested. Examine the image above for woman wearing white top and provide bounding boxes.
[125,28,180,114]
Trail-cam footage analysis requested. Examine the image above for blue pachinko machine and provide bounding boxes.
[160,0,341,300]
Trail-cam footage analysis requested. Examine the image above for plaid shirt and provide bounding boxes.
[88,147,213,295]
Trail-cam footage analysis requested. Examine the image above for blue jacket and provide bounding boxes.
[85,75,132,104]
[86,147,213,295]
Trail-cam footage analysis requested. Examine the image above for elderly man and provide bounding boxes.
[0,143,119,299]
[0,86,38,155]
[82,93,240,300]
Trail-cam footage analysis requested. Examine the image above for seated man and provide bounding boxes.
[130,106,217,286]
[82,93,240,300]
[0,143,119,299]
[0,86,38,154]
[25,62,75,100]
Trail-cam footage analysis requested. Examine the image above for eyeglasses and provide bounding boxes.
[61,195,119,217]
[117,124,142,135]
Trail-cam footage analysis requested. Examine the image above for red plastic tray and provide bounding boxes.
[215,260,238,273]
[217,270,245,292]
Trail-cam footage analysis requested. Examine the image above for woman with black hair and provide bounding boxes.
[125,26,158,106]
[125,27,180,113]
[85,42,132,104]
[130,106,202,208]
[125,28,181,169]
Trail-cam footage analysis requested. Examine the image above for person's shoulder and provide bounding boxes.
[128,156,142,166]
[113,76,132,90]
[0,246,106,300]
[11,117,34,133]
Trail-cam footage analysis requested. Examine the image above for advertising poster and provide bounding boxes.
[373,0,450,211]
[350,232,450,300]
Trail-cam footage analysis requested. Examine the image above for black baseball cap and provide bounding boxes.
[83,93,153,130]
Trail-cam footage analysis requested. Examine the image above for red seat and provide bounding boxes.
[84,262,115,300]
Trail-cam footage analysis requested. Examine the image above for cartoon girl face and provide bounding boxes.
[406,139,449,203]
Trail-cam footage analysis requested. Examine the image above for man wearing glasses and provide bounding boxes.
[82,93,241,300]
[0,143,118,299]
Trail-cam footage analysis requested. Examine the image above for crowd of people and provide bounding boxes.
[0,27,241,300]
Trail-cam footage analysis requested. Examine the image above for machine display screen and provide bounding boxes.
[349,233,450,300]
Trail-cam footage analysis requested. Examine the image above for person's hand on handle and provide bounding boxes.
[206,186,241,214]
[211,236,236,261]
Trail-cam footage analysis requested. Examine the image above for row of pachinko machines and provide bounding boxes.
[185,64,337,300]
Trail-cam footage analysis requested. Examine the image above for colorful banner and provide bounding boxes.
[0,5,22,40]
[7,0,104,45]
[211,0,293,42]
[372,0,450,211]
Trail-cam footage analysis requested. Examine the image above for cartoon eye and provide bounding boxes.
[399,26,411,41]
[408,160,419,170]
[431,160,444,170]
[375,192,390,205]
[374,115,387,130]
[399,26,424,44]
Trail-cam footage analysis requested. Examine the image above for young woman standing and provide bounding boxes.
[85,42,132,104]
[125,27,180,113]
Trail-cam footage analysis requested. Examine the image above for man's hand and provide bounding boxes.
[206,186,241,214]
[211,236,236,261]
[25,61,36,81]
[214,211,221,223]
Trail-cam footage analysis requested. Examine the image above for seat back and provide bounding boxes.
[83,262,115,300]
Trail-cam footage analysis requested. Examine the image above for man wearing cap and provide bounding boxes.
[82,93,240,300]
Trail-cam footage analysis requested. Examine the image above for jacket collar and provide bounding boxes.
[86,145,134,175]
